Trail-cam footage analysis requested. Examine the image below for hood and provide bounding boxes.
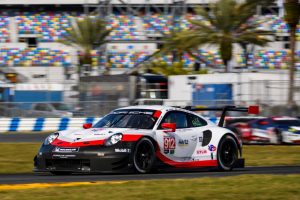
[57,128,130,143]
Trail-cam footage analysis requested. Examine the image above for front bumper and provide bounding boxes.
[34,142,135,173]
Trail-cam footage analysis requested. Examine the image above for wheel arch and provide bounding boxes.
[218,133,242,158]
[139,136,159,151]
[132,136,157,173]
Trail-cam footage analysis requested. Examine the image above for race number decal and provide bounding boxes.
[164,137,176,154]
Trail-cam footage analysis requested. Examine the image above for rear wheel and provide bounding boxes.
[133,138,156,173]
[274,130,283,144]
[217,135,238,171]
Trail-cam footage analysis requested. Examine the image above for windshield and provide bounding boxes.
[274,120,300,127]
[93,109,158,129]
[51,103,71,111]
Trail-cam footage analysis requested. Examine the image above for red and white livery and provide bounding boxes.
[34,105,258,174]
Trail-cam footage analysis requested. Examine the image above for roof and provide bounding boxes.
[115,105,172,111]
[272,117,299,121]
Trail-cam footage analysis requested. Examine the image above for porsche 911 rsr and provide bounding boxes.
[34,105,258,174]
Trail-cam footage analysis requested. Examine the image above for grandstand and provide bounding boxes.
[0,0,299,78]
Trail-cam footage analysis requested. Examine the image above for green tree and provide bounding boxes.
[284,0,300,105]
[59,16,112,75]
[148,61,190,76]
[164,0,275,72]
[157,33,215,69]
[144,60,208,76]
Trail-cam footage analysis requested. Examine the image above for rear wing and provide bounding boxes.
[183,105,260,127]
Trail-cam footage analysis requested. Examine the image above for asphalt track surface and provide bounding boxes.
[0,166,300,184]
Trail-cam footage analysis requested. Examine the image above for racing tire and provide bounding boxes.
[231,128,242,141]
[274,130,283,144]
[133,138,156,174]
[217,135,238,171]
[50,171,71,175]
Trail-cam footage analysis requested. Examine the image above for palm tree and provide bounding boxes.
[59,16,112,75]
[284,0,300,105]
[165,0,275,72]
[158,33,215,69]
[147,61,190,76]
[144,60,208,76]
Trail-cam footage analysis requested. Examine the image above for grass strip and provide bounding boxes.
[0,174,299,200]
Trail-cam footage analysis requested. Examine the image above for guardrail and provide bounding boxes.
[0,118,101,132]
[0,117,218,132]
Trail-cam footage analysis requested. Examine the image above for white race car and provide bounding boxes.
[34,105,258,174]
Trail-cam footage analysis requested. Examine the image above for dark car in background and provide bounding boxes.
[29,103,73,117]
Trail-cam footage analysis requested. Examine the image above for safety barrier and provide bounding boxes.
[0,118,101,132]
[0,117,218,132]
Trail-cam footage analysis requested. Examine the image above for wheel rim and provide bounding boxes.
[220,140,237,167]
[135,142,154,171]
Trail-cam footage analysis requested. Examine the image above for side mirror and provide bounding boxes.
[161,123,176,133]
[83,123,92,129]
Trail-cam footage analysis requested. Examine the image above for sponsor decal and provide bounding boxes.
[178,139,189,146]
[52,154,76,158]
[94,133,106,136]
[199,137,203,142]
[53,147,79,153]
[114,148,131,153]
[129,111,153,115]
[164,136,176,154]
[192,157,203,161]
[196,149,208,155]
[208,144,216,152]
[191,136,197,141]
[97,152,105,157]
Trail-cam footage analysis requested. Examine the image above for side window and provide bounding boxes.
[45,104,53,111]
[160,111,188,129]
[35,104,45,111]
[188,114,208,127]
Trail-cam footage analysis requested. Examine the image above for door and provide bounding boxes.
[155,111,207,162]
[251,119,273,141]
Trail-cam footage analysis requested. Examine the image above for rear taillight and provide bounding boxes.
[238,124,252,138]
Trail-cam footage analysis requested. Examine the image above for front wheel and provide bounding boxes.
[217,135,238,171]
[133,138,156,173]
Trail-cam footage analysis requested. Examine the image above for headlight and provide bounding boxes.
[288,128,297,133]
[105,133,123,146]
[44,132,59,145]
